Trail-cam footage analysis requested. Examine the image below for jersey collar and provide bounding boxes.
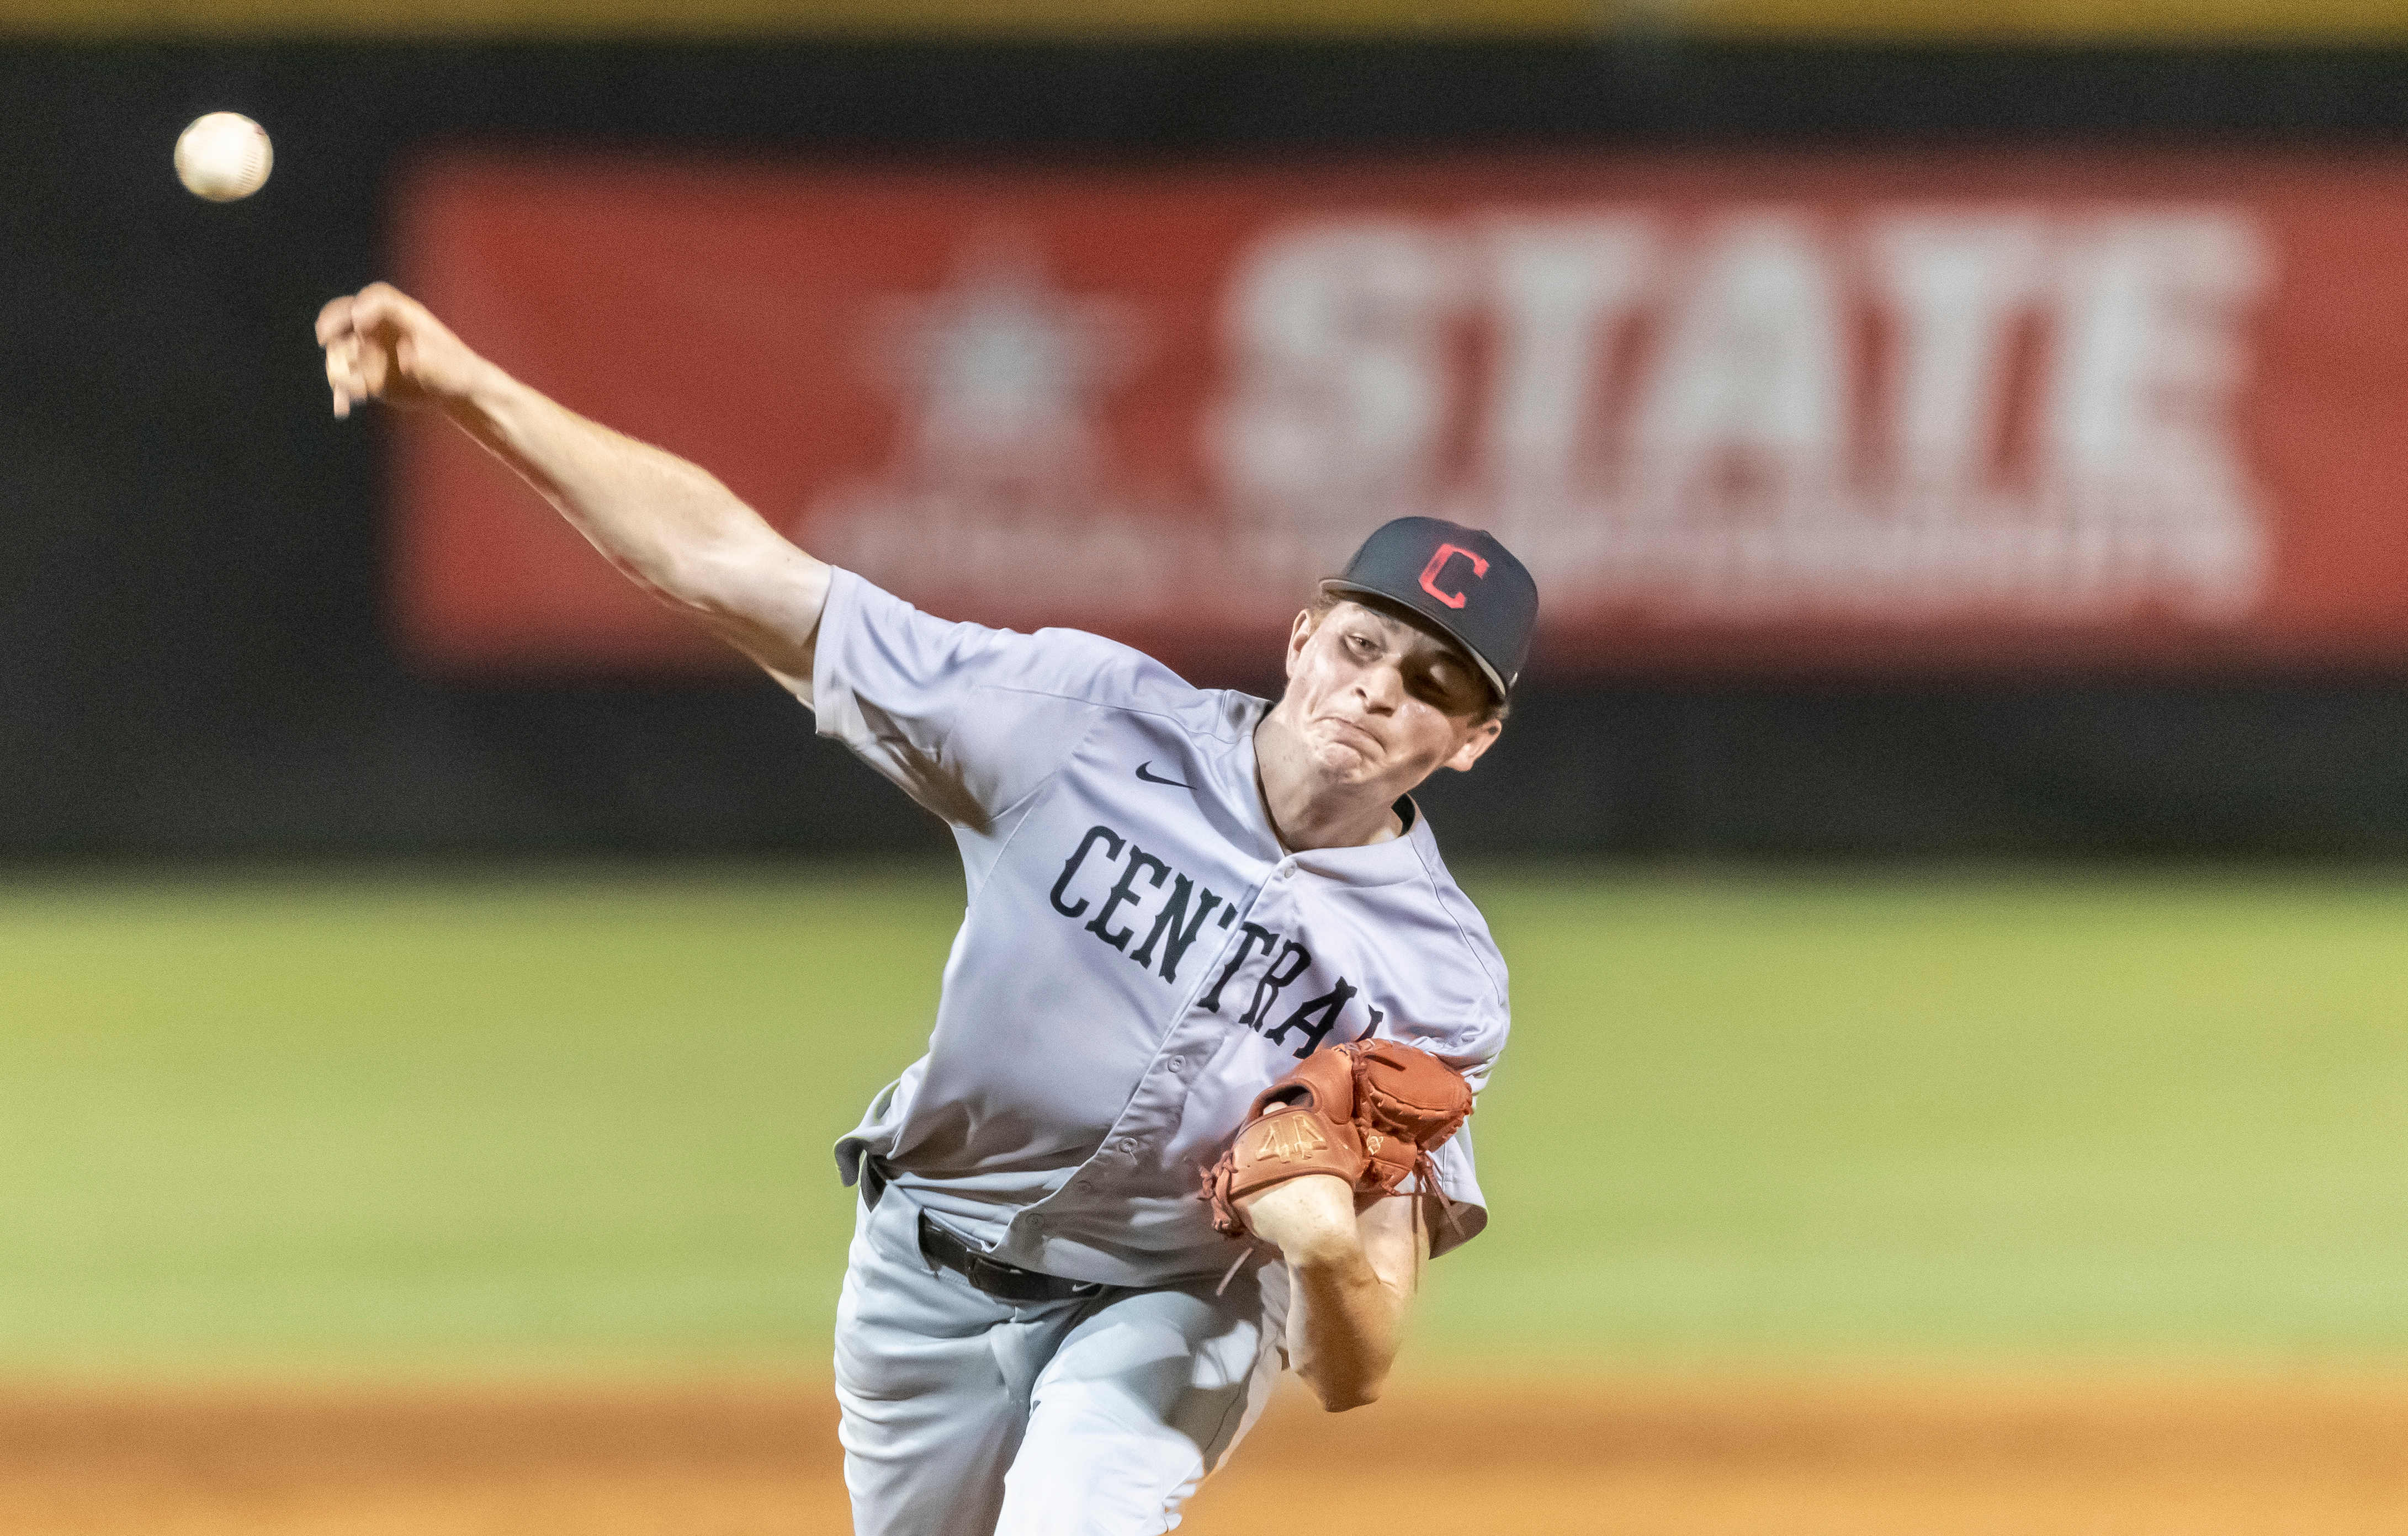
[1220,694,1438,890]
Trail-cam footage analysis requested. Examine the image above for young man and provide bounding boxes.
[317,281,1537,1535]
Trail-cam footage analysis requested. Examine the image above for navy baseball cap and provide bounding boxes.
[1320,516,1538,702]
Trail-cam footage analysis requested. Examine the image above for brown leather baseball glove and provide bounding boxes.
[1202,1038,1474,1237]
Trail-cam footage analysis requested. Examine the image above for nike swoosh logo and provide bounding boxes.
[1134,762,1192,789]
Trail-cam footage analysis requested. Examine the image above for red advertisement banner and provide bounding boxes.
[393,154,2408,677]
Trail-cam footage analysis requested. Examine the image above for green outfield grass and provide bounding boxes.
[4,864,2408,1375]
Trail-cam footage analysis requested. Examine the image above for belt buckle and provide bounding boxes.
[917,1209,1104,1303]
[965,1251,1017,1294]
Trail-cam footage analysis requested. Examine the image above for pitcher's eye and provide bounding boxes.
[1346,633,1378,658]
[1417,663,1479,713]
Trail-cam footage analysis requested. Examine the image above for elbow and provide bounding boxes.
[655,534,824,629]
[1317,1382,1383,1414]
[1298,1362,1389,1414]
[645,544,752,616]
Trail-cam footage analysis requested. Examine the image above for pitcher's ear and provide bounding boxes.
[1285,608,1318,677]
[1444,719,1503,773]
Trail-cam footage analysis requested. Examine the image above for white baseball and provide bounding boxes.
[174,112,273,202]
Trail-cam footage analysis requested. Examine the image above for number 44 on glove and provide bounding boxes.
[1202,1039,1473,1237]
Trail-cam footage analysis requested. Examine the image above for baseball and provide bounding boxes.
[174,111,272,202]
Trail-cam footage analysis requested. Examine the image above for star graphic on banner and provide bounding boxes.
[868,232,1148,497]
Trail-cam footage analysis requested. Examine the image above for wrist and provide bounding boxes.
[1268,1202,1366,1272]
[1283,1227,1370,1274]
[445,354,524,426]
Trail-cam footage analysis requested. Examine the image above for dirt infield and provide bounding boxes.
[8,1373,2408,1534]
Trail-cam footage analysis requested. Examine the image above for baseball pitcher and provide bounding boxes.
[317,281,1536,1536]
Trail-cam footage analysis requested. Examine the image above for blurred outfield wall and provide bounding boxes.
[6,40,2408,857]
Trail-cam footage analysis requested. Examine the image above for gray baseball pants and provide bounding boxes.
[834,1185,1290,1536]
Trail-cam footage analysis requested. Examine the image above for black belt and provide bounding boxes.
[917,1211,1106,1305]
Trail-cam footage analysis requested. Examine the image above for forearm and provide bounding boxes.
[319,281,834,682]
[445,368,829,672]
[1244,1178,1423,1411]
[1283,1229,1411,1411]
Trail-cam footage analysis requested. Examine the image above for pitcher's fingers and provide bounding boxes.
[314,294,355,346]
[327,336,372,405]
[325,338,355,414]
[347,285,413,338]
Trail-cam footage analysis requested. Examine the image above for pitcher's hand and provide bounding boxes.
[315,282,494,418]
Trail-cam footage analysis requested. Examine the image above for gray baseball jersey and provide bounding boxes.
[811,568,1508,1289]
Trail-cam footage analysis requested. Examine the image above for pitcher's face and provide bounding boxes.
[1275,600,1500,793]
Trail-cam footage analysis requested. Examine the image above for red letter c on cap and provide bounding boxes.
[1418,544,1489,610]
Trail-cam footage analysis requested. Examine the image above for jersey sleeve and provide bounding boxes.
[1385,853,1509,1261]
[1423,1125,1489,1260]
[807,568,1121,829]
[1412,1023,1500,1261]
